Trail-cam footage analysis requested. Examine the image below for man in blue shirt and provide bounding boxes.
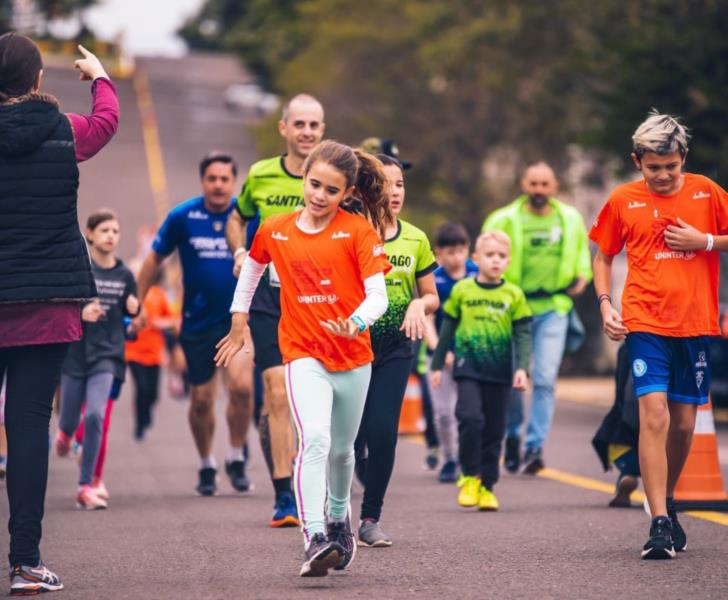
[137,153,253,497]
[425,222,479,483]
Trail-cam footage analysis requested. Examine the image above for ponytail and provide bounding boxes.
[303,140,392,238]
[352,149,391,239]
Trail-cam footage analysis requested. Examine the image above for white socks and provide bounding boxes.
[200,455,217,470]
[226,446,245,463]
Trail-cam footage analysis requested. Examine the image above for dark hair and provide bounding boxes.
[199,152,238,179]
[303,140,392,238]
[435,222,470,248]
[377,153,403,171]
[0,32,43,101]
[86,209,118,239]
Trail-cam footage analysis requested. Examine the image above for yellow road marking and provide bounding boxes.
[133,70,169,223]
[404,437,728,527]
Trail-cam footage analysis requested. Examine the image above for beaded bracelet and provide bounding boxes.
[597,294,612,307]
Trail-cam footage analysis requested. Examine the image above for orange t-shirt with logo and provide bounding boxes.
[589,173,728,337]
[248,209,392,372]
[125,285,173,366]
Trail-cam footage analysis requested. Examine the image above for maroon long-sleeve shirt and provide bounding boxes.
[0,77,120,348]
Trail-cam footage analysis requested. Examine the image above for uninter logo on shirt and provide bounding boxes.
[297,294,338,304]
[654,250,697,261]
[265,194,304,207]
[189,236,231,259]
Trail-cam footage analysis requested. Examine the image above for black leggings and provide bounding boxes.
[128,362,160,438]
[355,356,411,521]
[0,343,70,566]
[455,378,510,489]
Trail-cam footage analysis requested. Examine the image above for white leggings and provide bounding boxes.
[285,357,371,544]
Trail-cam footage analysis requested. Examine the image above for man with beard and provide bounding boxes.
[482,162,592,474]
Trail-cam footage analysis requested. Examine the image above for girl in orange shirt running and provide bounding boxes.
[216,140,392,577]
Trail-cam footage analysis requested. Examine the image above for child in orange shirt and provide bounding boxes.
[216,140,392,577]
[591,111,728,559]
[126,275,177,441]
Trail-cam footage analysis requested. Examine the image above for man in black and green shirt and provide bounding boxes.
[225,94,325,527]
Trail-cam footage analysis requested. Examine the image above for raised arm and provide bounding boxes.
[66,46,119,162]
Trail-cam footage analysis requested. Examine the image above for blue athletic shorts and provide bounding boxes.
[626,332,710,405]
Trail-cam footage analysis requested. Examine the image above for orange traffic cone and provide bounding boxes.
[398,374,425,435]
[674,397,728,511]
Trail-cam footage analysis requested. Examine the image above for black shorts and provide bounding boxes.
[249,310,283,371]
[179,318,231,386]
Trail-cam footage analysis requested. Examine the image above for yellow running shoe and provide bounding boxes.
[478,487,499,512]
[457,476,481,507]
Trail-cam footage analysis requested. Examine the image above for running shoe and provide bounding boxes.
[522,447,545,475]
[10,563,63,595]
[424,447,439,471]
[609,474,638,508]
[458,475,481,507]
[76,485,107,510]
[91,479,109,501]
[504,436,521,473]
[327,514,356,570]
[224,460,250,492]
[196,467,218,496]
[270,491,300,528]
[438,460,458,483]
[667,497,687,552]
[357,519,392,548]
[478,486,499,511]
[300,533,343,577]
[54,431,71,457]
[641,516,676,560]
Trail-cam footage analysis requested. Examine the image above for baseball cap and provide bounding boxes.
[359,137,412,169]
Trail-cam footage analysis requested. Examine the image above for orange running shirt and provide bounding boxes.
[125,286,173,366]
[589,173,728,337]
[248,209,392,371]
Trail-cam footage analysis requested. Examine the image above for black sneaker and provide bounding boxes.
[609,474,638,508]
[504,436,521,473]
[196,467,218,496]
[300,533,343,577]
[438,460,458,483]
[522,447,544,475]
[10,563,63,595]
[225,460,251,492]
[641,516,676,560]
[424,447,439,471]
[667,497,687,552]
[327,515,356,570]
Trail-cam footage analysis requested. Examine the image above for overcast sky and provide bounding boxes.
[84,0,205,56]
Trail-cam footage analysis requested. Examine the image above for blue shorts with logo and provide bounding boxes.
[626,332,710,405]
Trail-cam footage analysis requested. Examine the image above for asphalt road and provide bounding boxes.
[2,55,727,599]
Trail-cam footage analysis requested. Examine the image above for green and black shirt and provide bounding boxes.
[236,155,304,316]
[370,219,437,365]
[431,278,532,384]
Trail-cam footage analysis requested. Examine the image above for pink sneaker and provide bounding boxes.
[91,479,109,501]
[76,485,107,510]
[54,431,71,457]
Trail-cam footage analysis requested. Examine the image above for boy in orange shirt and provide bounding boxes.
[591,111,728,559]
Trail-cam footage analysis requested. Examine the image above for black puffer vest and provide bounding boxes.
[0,93,95,303]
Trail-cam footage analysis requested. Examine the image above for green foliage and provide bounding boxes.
[182,0,728,235]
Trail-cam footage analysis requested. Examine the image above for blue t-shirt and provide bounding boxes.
[152,196,237,335]
[434,260,479,331]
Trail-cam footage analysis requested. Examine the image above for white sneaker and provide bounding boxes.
[76,485,107,510]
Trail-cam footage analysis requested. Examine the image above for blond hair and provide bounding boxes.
[632,109,690,158]
[475,230,511,253]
